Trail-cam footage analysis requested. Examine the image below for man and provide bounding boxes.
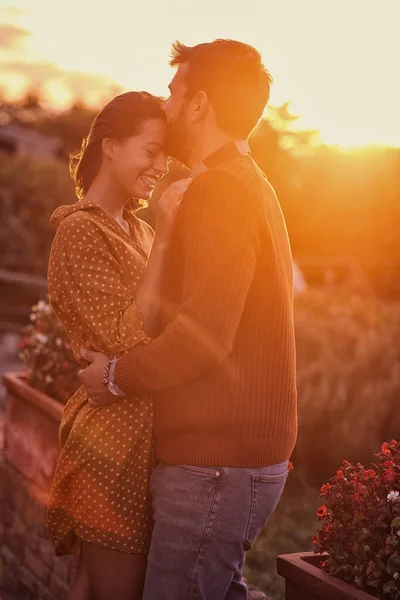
[80,39,297,599]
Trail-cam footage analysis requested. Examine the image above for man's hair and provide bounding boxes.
[170,39,273,139]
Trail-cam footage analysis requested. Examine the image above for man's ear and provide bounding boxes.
[191,90,209,123]
[102,137,116,159]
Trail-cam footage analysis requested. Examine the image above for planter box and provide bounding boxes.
[277,552,377,600]
[3,372,62,498]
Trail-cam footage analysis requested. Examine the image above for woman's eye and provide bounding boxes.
[146,150,157,157]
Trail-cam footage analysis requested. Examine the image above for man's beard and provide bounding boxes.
[164,106,192,167]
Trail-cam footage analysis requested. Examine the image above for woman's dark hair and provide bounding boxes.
[170,39,273,139]
[70,91,165,200]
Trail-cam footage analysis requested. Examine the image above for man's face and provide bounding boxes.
[163,63,194,166]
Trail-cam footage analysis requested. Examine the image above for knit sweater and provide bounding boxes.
[115,148,298,467]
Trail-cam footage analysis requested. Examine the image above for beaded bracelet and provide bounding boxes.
[103,359,112,386]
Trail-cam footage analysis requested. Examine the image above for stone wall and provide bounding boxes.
[0,449,77,599]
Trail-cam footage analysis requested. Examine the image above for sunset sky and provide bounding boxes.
[0,0,399,148]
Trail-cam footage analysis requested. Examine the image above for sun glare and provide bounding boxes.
[2,0,399,148]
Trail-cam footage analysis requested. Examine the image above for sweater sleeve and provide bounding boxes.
[115,170,262,394]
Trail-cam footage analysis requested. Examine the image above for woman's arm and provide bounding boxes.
[135,178,192,336]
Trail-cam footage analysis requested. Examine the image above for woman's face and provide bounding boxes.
[108,118,168,200]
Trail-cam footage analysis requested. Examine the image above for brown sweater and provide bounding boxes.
[115,150,298,467]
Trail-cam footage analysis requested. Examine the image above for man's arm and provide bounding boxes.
[115,169,262,395]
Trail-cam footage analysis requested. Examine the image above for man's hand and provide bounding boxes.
[78,348,118,407]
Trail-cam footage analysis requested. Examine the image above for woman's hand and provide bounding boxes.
[156,178,192,234]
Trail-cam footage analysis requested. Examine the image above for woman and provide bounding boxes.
[47,91,191,600]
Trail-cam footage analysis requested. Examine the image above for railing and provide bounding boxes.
[0,269,47,331]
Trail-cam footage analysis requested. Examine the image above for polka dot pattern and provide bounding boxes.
[46,200,155,555]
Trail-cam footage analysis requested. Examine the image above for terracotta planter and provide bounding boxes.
[3,372,62,498]
[277,552,377,600]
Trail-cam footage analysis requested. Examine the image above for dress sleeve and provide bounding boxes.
[48,212,150,357]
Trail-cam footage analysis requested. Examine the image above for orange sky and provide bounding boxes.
[0,0,399,148]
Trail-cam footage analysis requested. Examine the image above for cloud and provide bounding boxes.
[0,58,123,104]
[0,6,25,19]
[0,24,30,50]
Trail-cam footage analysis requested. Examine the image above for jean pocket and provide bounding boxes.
[176,464,222,478]
[244,471,288,550]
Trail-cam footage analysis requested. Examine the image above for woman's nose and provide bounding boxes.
[155,153,169,175]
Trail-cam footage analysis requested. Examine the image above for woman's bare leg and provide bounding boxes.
[67,553,92,600]
[81,541,147,600]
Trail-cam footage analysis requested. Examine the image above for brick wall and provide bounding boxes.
[0,448,78,599]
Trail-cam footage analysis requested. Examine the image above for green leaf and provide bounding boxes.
[386,556,400,575]
[366,575,381,588]
[357,528,373,543]
[382,580,396,594]
[391,517,400,528]
[377,514,390,528]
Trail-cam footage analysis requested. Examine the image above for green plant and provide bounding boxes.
[294,291,400,483]
[0,152,75,276]
[18,300,79,403]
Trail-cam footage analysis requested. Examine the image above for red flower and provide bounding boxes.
[288,461,294,471]
[381,442,391,456]
[313,441,400,598]
[320,483,332,495]
[385,469,395,482]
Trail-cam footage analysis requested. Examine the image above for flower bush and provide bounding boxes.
[18,300,79,403]
[313,440,400,599]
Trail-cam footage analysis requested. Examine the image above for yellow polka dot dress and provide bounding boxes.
[47,199,155,556]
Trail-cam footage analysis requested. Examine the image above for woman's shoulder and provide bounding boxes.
[54,209,110,247]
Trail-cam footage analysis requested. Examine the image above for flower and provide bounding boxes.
[313,440,400,598]
[35,333,48,345]
[37,300,51,313]
[320,483,332,495]
[18,299,79,404]
[388,491,400,502]
[385,469,396,482]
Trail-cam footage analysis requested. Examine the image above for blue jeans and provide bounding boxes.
[142,460,288,600]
